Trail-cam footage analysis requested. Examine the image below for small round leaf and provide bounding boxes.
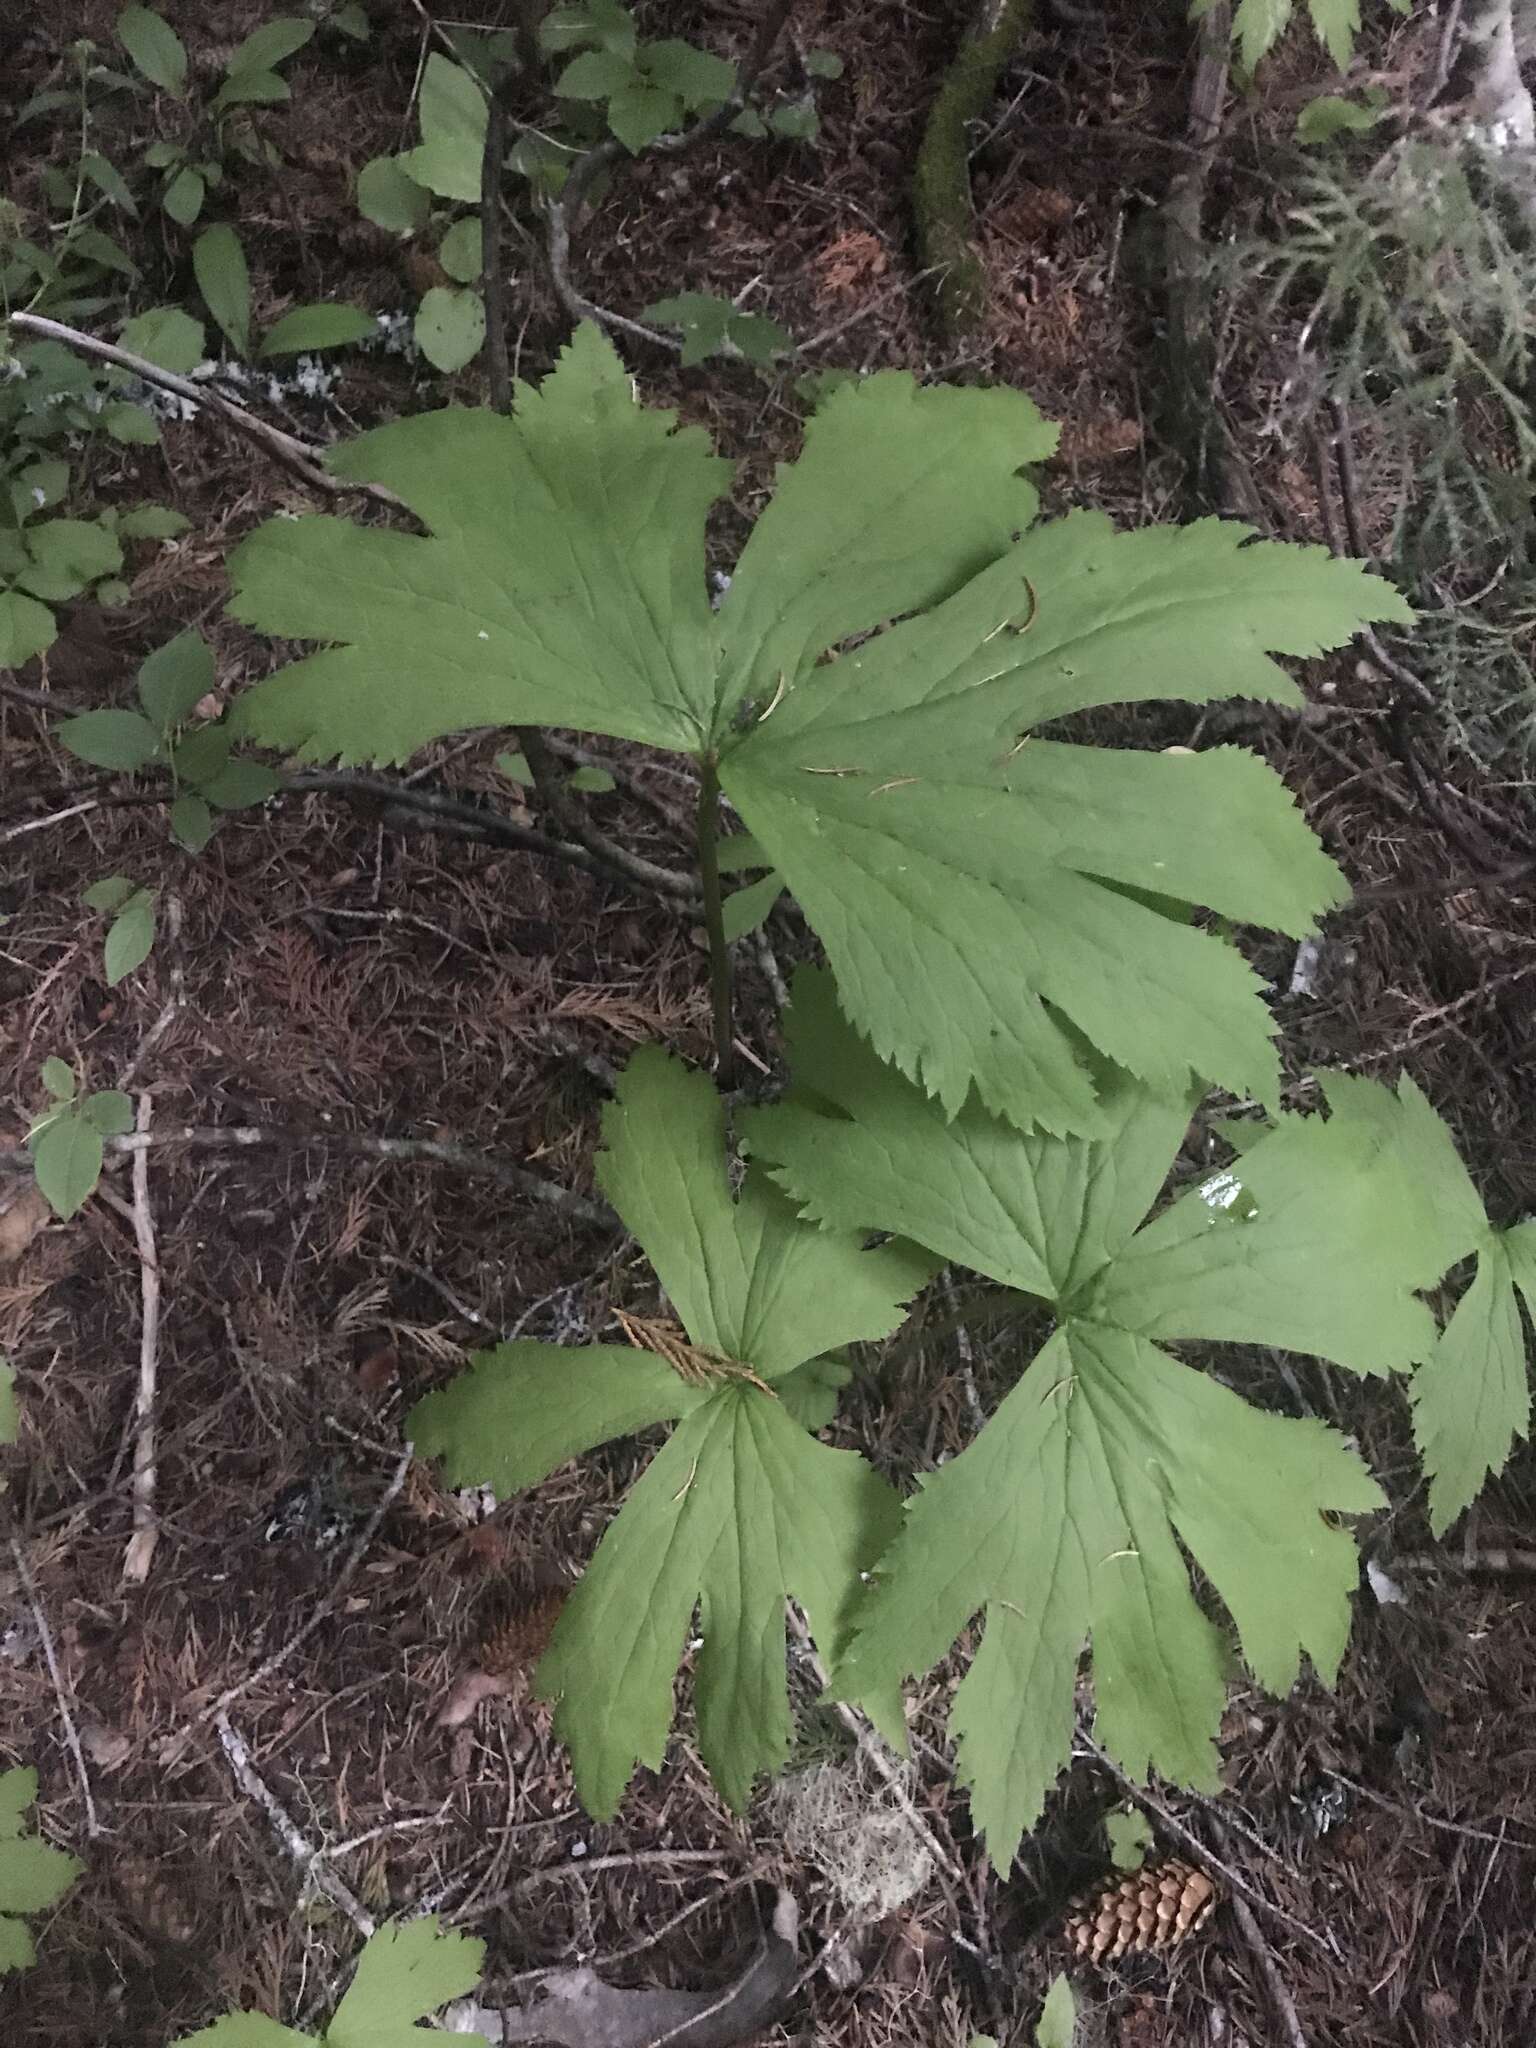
[414,287,485,373]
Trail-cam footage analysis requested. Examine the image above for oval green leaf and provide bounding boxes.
[193,223,251,358]
[414,286,485,373]
[356,155,431,235]
[55,708,163,772]
[261,304,378,356]
[30,1114,104,1220]
[104,892,157,986]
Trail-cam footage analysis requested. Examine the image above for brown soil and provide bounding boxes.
[5,4,1536,2046]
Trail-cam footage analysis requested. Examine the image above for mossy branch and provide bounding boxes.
[912,0,1034,337]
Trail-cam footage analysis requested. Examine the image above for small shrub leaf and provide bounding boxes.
[41,1059,75,1102]
[104,891,156,986]
[413,286,485,372]
[0,594,57,668]
[83,1090,134,1137]
[356,156,431,235]
[260,305,378,356]
[82,875,138,913]
[398,54,486,203]
[117,7,190,95]
[118,305,205,372]
[435,217,483,283]
[1036,1975,1078,2048]
[721,870,782,942]
[199,759,281,810]
[56,708,162,772]
[193,224,252,357]
[170,793,216,850]
[138,629,215,732]
[30,1114,105,1220]
[224,19,315,75]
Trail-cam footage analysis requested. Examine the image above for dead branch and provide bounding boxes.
[0,1122,616,1231]
[9,1537,101,1839]
[5,312,400,511]
[122,1095,161,1585]
[215,1712,377,1936]
[287,769,702,903]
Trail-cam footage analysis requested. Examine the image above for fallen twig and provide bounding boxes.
[215,1712,376,1935]
[1222,1868,1310,2048]
[448,1848,736,1925]
[0,1122,615,1231]
[5,312,399,511]
[122,1095,161,1585]
[0,798,106,846]
[9,1537,101,1839]
[287,769,702,903]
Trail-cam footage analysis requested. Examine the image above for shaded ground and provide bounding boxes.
[5,3,1536,2045]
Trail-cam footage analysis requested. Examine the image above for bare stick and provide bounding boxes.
[163,1446,414,1757]
[6,313,400,511]
[1223,1873,1310,2048]
[448,1848,738,1923]
[0,799,104,846]
[122,1096,161,1584]
[0,1122,615,1231]
[9,1538,100,1839]
[215,1712,376,1935]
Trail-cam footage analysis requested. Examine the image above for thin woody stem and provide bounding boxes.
[695,753,735,1081]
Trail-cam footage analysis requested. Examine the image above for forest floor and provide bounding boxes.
[5,2,1536,2045]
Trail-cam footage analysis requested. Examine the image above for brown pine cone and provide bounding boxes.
[1063,1858,1219,1964]
[992,184,1076,242]
[478,1587,567,1677]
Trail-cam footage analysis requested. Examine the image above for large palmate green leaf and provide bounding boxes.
[740,974,1499,1862]
[408,1050,933,1817]
[230,323,1409,1131]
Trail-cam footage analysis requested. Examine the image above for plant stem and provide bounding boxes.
[696,753,734,1081]
[482,86,512,417]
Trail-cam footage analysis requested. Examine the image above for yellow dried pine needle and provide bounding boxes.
[1062,1857,1219,1965]
[613,1310,773,1393]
